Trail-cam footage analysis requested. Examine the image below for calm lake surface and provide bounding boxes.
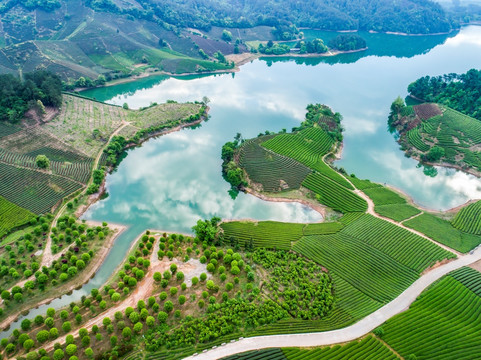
[4,26,480,334]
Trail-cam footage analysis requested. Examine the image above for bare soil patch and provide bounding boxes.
[413,103,442,120]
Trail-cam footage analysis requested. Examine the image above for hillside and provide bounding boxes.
[0,92,206,238]
[0,0,455,82]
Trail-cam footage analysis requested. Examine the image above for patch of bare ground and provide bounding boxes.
[421,258,452,276]
[413,103,442,120]
[226,53,259,66]
[0,224,125,330]
[469,259,481,273]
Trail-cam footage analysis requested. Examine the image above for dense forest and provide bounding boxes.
[134,0,453,35]
[0,0,454,36]
[0,71,62,123]
[408,69,481,120]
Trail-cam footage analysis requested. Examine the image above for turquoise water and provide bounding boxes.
[4,26,481,336]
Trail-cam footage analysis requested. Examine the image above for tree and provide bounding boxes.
[146,316,155,327]
[37,330,50,343]
[133,322,143,334]
[36,155,50,169]
[21,318,32,331]
[192,218,220,243]
[62,321,72,333]
[84,348,94,359]
[49,328,59,339]
[23,339,35,351]
[222,29,232,42]
[164,300,174,312]
[65,344,77,356]
[424,146,445,162]
[53,349,64,360]
[122,327,132,339]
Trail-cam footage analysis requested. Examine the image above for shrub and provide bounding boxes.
[164,301,174,312]
[133,322,143,334]
[62,321,71,333]
[37,330,50,343]
[53,349,64,360]
[65,344,77,356]
[49,328,59,339]
[24,339,35,351]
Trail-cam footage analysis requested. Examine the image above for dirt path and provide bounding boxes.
[401,212,423,224]
[185,246,481,360]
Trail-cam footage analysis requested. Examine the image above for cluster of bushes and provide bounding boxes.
[258,41,291,55]
[0,71,62,123]
[0,216,51,289]
[294,103,344,142]
[252,248,334,319]
[221,134,247,190]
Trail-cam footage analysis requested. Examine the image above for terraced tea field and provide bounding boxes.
[0,163,83,214]
[302,173,367,213]
[221,336,399,360]
[238,138,311,191]
[220,221,305,249]
[0,196,35,238]
[382,271,481,359]
[452,200,481,234]
[404,213,481,253]
[397,105,481,172]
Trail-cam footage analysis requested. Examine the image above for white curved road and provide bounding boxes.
[185,246,481,360]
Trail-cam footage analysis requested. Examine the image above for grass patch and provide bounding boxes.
[363,187,406,206]
[375,203,421,222]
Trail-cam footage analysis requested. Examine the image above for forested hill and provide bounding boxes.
[408,69,481,120]
[0,0,455,82]
[146,0,452,35]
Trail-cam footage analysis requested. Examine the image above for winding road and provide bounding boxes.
[185,245,481,360]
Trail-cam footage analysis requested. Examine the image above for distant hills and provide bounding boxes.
[0,0,471,82]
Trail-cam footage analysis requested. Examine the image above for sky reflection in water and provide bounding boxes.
[83,26,481,238]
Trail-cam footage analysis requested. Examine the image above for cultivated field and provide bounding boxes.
[382,268,481,359]
[238,137,311,192]
[452,200,481,234]
[404,212,481,253]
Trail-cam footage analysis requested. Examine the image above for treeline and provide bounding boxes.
[408,69,481,120]
[110,0,453,35]
[0,0,61,13]
[0,71,62,123]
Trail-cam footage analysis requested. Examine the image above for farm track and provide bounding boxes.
[185,245,481,360]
